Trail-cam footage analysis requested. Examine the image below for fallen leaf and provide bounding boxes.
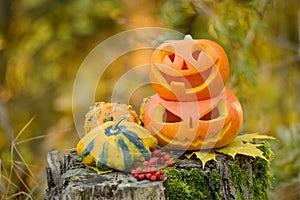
[215,140,268,161]
[184,133,277,167]
[234,133,277,143]
[87,166,114,174]
[185,151,217,169]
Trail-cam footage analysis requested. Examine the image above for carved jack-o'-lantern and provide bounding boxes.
[142,88,243,150]
[150,35,229,101]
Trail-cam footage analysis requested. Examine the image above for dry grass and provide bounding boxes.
[1,117,50,199]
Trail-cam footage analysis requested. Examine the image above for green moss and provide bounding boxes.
[252,142,273,200]
[257,141,273,160]
[211,169,222,200]
[164,141,273,200]
[164,167,211,200]
[229,141,273,200]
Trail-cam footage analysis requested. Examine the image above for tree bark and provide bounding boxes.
[45,146,271,200]
[45,150,168,200]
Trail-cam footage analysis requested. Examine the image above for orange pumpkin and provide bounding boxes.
[142,88,243,150]
[150,36,229,101]
[84,102,140,134]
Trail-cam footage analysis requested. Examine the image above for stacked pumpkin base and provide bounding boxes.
[45,143,272,200]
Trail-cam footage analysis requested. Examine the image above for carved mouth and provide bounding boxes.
[148,99,229,143]
[159,66,213,89]
[151,121,231,149]
[152,64,218,94]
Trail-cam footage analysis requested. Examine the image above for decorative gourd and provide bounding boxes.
[142,88,243,150]
[150,35,229,101]
[77,115,158,171]
[84,102,140,134]
[139,95,153,125]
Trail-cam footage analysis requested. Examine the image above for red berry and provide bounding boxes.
[134,173,139,179]
[131,170,136,175]
[150,157,157,164]
[146,173,152,180]
[158,159,165,165]
[161,152,167,157]
[167,161,174,167]
[143,161,149,167]
[158,175,164,181]
[136,167,142,174]
[155,171,161,177]
[163,155,170,161]
[160,169,164,175]
[150,167,157,174]
[138,173,145,180]
[150,175,157,181]
[146,166,151,173]
[153,150,161,157]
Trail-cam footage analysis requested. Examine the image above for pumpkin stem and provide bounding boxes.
[110,114,132,133]
[184,34,193,40]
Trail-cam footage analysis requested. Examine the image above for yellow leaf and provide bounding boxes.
[215,140,268,161]
[185,133,275,164]
[87,166,113,175]
[185,151,217,169]
[252,134,278,141]
[234,133,277,143]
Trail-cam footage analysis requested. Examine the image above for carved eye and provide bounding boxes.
[192,50,201,61]
[168,54,175,62]
[199,101,227,121]
[154,104,182,123]
[200,107,220,121]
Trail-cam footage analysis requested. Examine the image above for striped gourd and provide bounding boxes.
[77,115,158,171]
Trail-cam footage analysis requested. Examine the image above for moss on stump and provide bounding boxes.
[165,142,272,200]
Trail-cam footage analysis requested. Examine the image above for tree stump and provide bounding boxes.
[45,142,272,200]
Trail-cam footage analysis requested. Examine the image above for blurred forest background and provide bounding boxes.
[0,0,299,199]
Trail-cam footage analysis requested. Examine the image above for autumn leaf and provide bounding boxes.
[214,140,268,161]
[184,133,277,168]
[185,151,217,169]
[87,166,113,175]
[234,133,277,143]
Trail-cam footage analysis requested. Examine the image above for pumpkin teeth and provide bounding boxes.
[170,82,187,97]
[159,66,213,88]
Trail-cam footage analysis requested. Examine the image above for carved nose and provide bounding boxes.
[181,61,188,70]
[189,117,194,130]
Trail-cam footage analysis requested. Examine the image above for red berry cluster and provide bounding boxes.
[131,167,165,181]
[130,148,174,181]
